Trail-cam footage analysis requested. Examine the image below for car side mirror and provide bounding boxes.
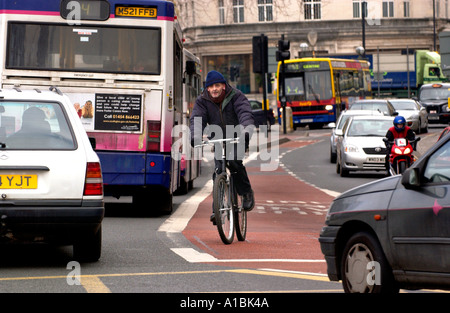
[89,137,96,149]
[335,129,343,136]
[328,122,336,128]
[401,167,421,189]
[392,111,399,116]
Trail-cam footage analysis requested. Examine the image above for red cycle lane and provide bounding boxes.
[182,139,335,275]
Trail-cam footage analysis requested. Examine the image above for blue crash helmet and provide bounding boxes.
[393,116,406,132]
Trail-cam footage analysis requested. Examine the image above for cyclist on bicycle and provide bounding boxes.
[190,70,255,223]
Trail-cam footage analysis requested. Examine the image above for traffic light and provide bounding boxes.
[276,39,290,62]
[252,35,268,73]
[230,66,240,81]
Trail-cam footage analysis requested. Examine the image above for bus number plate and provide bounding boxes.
[0,175,37,189]
[115,6,157,18]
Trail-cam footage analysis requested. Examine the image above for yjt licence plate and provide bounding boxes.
[367,157,384,163]
[0,175,37,189]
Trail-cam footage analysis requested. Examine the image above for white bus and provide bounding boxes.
[0,0,201,213]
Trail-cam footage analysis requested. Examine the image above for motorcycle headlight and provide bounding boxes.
[394,148,402,154]
[404,147,411,154]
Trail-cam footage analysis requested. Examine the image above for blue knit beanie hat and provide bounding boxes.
[205,70,226,88]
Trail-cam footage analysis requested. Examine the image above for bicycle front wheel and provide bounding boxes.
[213,173,234,244]
[234,193,247,241]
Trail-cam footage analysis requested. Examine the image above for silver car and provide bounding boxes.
[349,99,397,116]
[336,115,394,176]
[329,110,383,163]
[388,99,428,133]
[319,131,450,293]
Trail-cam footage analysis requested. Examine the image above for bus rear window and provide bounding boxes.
[6,22,161,75]
[1,102,76,150]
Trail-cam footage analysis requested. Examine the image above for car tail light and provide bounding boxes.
[147,120,161,152]
[84,162,103,196]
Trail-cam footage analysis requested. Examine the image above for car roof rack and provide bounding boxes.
[49,86,63,95]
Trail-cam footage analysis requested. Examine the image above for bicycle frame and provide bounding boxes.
[197,138,247,244]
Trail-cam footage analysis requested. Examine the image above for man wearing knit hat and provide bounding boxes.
[190,70,255,224]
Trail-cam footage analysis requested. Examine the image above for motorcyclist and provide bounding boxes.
[384,116,416,171]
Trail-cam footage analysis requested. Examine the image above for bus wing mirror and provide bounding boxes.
[186,61,196,76]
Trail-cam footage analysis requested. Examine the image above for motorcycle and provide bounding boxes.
[383,137,420,175]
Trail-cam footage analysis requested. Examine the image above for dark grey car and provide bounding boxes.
[319,132,450,293]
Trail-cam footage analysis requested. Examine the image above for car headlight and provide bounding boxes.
[325,105,333,111]
[442,104,450,112]
[345,144,358,153]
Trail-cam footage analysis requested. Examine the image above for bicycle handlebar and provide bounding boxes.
[194,138,240,148]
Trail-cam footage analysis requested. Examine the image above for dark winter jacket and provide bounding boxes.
[190,83,255,144]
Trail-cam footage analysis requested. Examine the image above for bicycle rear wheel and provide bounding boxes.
[234,192,247,241]
[213,173,234,244]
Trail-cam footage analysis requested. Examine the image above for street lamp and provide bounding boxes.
[299,43,309,58]
[433,0,436,51]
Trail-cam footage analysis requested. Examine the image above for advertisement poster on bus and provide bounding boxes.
[67,93,143,132]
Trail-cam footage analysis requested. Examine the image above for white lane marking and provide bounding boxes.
[171,248,325,264]
[158,180,213,233]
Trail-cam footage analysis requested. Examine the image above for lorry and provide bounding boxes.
[415,50,447,87]
[371,49,446,98]
[323,50,446,98]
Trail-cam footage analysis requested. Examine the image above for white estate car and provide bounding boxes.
[0,88,104,261]
[336,115,394,177]
[329,110,383,163]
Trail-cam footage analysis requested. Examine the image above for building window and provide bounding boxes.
[403,1,410,17]
[353,0,368,19]
[258,0,273,22]
[383,1,394,17]
[219,0,225,24]
[304,0,321,20]
[233,0,244,23]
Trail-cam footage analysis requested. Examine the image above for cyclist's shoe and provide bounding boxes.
[242,190,255,211]
[210,214,216,225]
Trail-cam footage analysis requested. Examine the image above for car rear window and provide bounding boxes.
[350,102,387,112]
[1,101,76,150]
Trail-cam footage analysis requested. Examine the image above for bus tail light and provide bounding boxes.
[147,120,161,152]
[84,162,103,196]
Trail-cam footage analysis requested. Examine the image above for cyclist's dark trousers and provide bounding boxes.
[214,159,252,196]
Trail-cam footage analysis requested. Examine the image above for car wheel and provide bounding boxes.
[421,119,428,133]
[73,225,102,262]
[339,161,349,177]
[330,147,337,163]
[341,231,398,293]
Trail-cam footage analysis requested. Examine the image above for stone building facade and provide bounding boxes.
[176,0,450,96]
